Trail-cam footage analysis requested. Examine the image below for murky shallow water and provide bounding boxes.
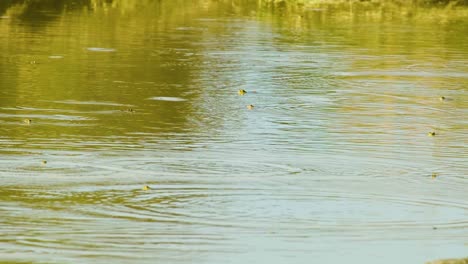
[1,1,467,263]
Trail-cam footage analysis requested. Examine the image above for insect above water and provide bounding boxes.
[238,89,247,95]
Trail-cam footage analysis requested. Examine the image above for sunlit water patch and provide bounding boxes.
[49,100,133,107]
[148,97,188,102]
[86,47,117,52]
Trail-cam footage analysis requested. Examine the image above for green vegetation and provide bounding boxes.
[1,0,467,17]
[260,0,468,6]
[1,0,467,30]
[426,257,468,264]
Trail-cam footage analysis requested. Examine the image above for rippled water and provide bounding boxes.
[1,1,467,263]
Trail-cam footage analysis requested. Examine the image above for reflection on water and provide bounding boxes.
[1,1,467,263]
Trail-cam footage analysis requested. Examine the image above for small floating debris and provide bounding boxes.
[41,160,47,165]
[86,47,116,52]
[23,119,32,124]
[142,185,151,191]
[431,172,438,179]
[49,55,64,59]
[427,131,436,137]
[238,89,247,95]
[247,104,254,110]
[148,96,187,102]
[30,61,37,64]
[439,96,446,101]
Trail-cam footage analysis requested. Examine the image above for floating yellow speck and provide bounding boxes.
[439,96,446,101]
[41,160,47,165]
[23,119,32,124]
[431,172,438,179]
[247,104,254,110]
[142,185,151,191]
[238,89,247,95]
[427,132,436,136]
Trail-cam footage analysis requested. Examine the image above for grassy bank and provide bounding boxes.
[254,0,468,25]
[259,0,468,7]
[1,0,468,23]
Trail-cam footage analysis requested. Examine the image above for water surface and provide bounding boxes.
[0,1,467,263]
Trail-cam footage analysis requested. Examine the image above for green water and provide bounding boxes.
[1,1,467,263]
